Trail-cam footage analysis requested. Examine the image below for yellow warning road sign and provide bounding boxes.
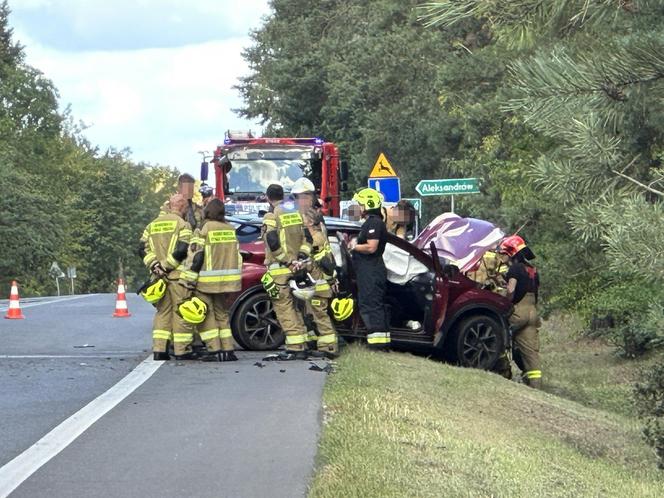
[369,152,397,178]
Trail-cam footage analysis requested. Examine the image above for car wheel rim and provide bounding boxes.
[462,321,498,367]
[243,298,282,348]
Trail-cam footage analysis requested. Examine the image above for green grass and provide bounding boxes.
[542,314,664,417]
[309,342,664,498]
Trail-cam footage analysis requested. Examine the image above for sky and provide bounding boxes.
[7,0,271,177]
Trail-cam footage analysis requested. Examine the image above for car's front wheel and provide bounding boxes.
[454,314,505,370]
[232,292,285,351]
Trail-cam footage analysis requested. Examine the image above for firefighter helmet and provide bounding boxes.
[140,279,166,304]
[261,272,279,299]
[331,297,354,321]
[289,272,317,300]
[497,235,534,259]
[353,188,382,209]
[292,177,316,195]
[178,297,207,324]
[199,183,214,198]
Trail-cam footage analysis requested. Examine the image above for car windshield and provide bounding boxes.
[226,146,312,193]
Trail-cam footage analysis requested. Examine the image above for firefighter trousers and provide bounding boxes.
[271,273,307,352]
[354,258,390,348]
[195,292,234,352]
[307,296,338,353]
[510,293,542,388]
[152,281,194,356]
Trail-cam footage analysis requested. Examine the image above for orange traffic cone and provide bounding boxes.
[5,280,25,319]
[113,278,131,318]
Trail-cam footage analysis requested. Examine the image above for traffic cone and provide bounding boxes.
[113,278,131,318]
[5,280,25,319]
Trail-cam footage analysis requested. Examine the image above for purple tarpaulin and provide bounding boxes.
[414,213,504,272]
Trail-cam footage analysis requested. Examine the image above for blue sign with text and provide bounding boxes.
[368,177,401,203]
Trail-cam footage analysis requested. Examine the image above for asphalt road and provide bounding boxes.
[0,294,328,498]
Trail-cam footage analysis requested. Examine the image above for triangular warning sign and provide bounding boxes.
[369,152,397,178]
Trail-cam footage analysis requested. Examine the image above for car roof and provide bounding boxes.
[227,214,361,231]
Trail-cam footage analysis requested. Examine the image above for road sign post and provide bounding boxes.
[415,178,480,213]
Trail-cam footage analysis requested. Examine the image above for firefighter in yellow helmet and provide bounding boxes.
[349,188,390,349]
[262,183,312,360]
[139,193,194,360]
[495,235,542,388]
[291,178,339,356]
[180,198,243,361]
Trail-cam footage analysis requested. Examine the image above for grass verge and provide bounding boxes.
[309,344,663,498]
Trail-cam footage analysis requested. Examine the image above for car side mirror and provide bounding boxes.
[340,180,348,192]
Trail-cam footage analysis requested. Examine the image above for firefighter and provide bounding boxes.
[301,207,339,357]
[261,183,312,360]
[181,198,242,361]
[349,188,390,349]
[139,194,194,360]
[178,173,203,229]
[495,235,542,388]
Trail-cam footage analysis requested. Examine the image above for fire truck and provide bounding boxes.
[200,131,349,217]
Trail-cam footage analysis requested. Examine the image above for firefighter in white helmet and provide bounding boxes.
[291,178,338,354]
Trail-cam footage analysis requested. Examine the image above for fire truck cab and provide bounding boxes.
[201,131,349,217]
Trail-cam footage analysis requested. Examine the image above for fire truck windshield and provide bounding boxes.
[225,146,313,193]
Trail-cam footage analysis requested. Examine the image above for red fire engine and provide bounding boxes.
[200,131,348,217]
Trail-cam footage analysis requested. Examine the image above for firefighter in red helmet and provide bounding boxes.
[495,235,542,388]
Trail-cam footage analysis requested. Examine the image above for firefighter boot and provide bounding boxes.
[153,352,171,361]
[221,351,239,362]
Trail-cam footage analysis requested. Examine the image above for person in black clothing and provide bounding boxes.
[494,235,542,388]
[349,188,390,349]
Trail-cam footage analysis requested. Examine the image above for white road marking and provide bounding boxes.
[0,355,163,498]
[0,294,98,312]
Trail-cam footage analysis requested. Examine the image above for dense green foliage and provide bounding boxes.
[0,2,178,295]
[238,0,664,337]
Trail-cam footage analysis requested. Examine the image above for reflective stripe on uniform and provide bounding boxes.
[285,334,307,345]
[190,236,205,245]
[199,329,219,341]
[166,254,179,268]
[197,274,242,283]
[181,270,198,282]
[153,329,172,340]
[315,282,330,292]
[526,370,542,379]
[367,332,391,344]
[180,228,193,238]
[299,244,311,255]
[143,252,156,265]
[150,221,177,234]
[173,332,194,343]
[313,249,331,261]
[219,328,232,339]
[263,219,277,228]
[317,334,337,345]
[199,269,242,276]
[311,299,321,306]
[268,266,292,276]
[208,230,237,243]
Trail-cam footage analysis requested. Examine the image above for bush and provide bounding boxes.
[635,362,664,469]
[578,279,664,357]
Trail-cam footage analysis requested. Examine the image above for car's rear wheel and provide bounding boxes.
[232,292,284,351]
[454,314,504,370]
